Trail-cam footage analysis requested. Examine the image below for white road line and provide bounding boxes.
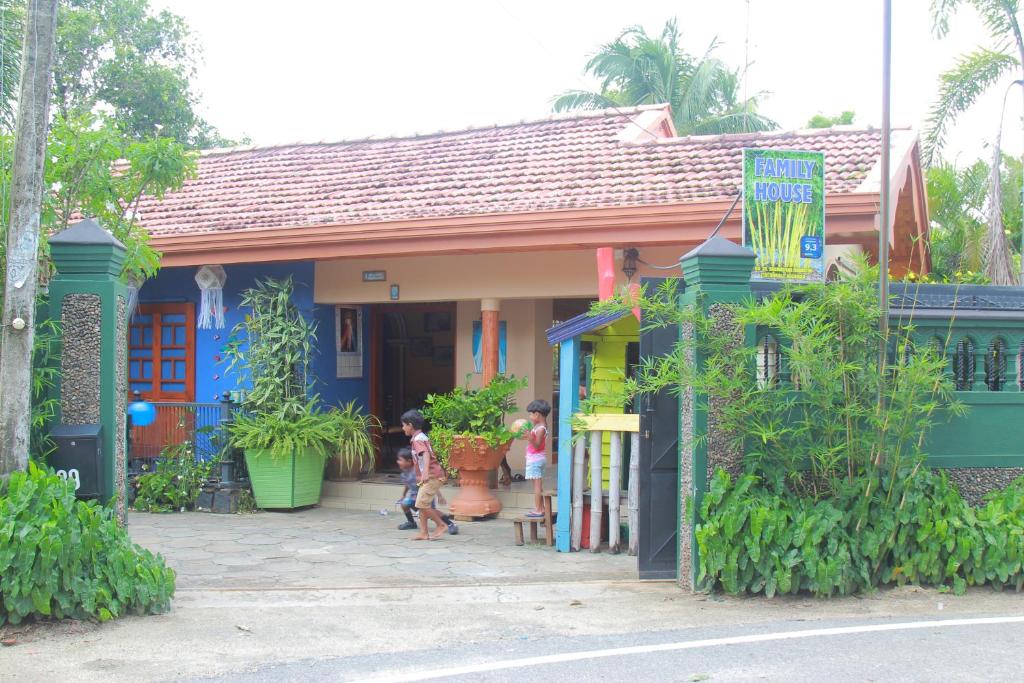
[355,615,1024,682]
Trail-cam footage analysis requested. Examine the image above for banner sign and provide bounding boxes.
[742,148,826,281]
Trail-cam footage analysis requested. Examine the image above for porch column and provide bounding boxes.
[481,298,500,384]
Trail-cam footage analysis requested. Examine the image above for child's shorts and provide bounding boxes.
[525,457,546,480]
[400,497,416,508]
[415,478,445,509]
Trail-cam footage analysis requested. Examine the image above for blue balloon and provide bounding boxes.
[128,400,157,427]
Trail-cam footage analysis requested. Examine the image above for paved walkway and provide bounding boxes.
[127,507,637,590]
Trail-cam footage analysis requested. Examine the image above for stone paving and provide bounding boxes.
[127,507,637,590]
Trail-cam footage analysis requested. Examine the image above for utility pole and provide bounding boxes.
[878,0,892,375]
[0,0,59,476]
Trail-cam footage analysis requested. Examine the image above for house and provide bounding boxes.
[130,104,930,470]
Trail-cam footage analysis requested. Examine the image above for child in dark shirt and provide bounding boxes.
[395,448,457,535]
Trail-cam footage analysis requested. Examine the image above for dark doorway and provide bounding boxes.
[371,302,457,471]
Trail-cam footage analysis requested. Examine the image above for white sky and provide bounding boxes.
[154,0,1018,165]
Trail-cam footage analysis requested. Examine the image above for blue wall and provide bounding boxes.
[139,262,371,410]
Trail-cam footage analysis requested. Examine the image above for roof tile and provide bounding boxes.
[136,106,889,237]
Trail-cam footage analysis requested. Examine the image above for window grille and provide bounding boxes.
[756,335,780,389]
[1019,341,1024,391]
[985,339,1007,391]
[954,338,975,391]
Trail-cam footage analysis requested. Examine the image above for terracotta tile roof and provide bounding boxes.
[136,105,894,237]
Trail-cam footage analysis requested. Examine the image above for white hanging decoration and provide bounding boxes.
[195,265,227,329]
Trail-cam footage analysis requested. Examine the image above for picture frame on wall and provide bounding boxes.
[423,311,451,333]
[336,305,363,378]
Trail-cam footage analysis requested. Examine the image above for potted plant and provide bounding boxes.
[325,400,380,481]
[423,375,528,517]
[224,277,372,508]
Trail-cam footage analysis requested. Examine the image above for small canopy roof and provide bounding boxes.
[546,310,632,346]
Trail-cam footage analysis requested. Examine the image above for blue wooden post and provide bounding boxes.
[556,338,580,552]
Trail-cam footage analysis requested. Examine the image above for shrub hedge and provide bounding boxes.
[0,464,176,625]
[697,467,1024,597]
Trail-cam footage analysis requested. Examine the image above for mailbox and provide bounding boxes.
[49,424,104,499]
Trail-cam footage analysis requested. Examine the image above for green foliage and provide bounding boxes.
[132,439,213,513]
[49,0,236,148]
[1,113,197,282]
[29,315,60,460]
[602,266,963,498]
[925,1,1023,166]
[331,400,380,475]
[698,467,1024,596]
[553,18,777,135]
[924,157,1021,282]
[0,463,175,625]
[223,276,314,419]
[224,277,378,465]
[805,111,855,128]
[591,260,1024,595]
[423,375,528,474]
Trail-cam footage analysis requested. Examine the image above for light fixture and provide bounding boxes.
[11,317,26,330]
[622,248,639,281]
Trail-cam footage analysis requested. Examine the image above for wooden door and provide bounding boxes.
[128,303,196,458]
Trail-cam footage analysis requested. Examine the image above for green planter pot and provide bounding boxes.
[244,447,326,509]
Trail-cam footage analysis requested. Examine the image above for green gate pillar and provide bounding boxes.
[677,236,755,591]
[48,219,129,522]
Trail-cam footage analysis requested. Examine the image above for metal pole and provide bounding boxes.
[878,0,892,372]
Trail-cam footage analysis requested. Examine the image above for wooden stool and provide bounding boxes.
[512,508,557,546]
[541,492,555,547]
[512,516,541,545]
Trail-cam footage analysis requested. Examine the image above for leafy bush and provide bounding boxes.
[423,375,528,475]
[598,260,1024,595]
[698,467,1024,597]
[132,440,213,512]
[0,464,175,625]
[224,277,377,465]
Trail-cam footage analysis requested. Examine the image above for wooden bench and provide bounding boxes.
[512,493,555,546]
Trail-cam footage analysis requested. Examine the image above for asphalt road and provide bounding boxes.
[196,614,1024,682]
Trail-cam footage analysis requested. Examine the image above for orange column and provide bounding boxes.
[481,298,500,384]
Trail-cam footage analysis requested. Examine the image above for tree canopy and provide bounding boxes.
[553,19,777,136]
[806,111,855,129]
[1,0,238,148]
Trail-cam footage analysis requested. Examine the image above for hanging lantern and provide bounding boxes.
[195,265,227,329]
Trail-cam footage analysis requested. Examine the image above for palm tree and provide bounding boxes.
[553,19,777,136]
[926,1,1023,284]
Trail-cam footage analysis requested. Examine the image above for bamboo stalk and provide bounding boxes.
[589,430,603,553]
[628,432,640,556]
[607,431,622,554]
[571,436,585,551]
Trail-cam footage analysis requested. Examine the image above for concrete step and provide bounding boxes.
[320,479,550,521]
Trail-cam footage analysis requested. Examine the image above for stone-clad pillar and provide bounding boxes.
[48,219,129,521]
[677,237,755,591]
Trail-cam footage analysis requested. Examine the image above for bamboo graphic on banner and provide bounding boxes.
[742,148,825,281]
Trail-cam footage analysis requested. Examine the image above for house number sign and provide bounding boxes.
[56,468,82,491]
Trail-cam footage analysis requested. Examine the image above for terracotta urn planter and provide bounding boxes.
[447,435,512,517]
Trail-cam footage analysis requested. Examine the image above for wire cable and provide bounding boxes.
[636,191,743,270]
